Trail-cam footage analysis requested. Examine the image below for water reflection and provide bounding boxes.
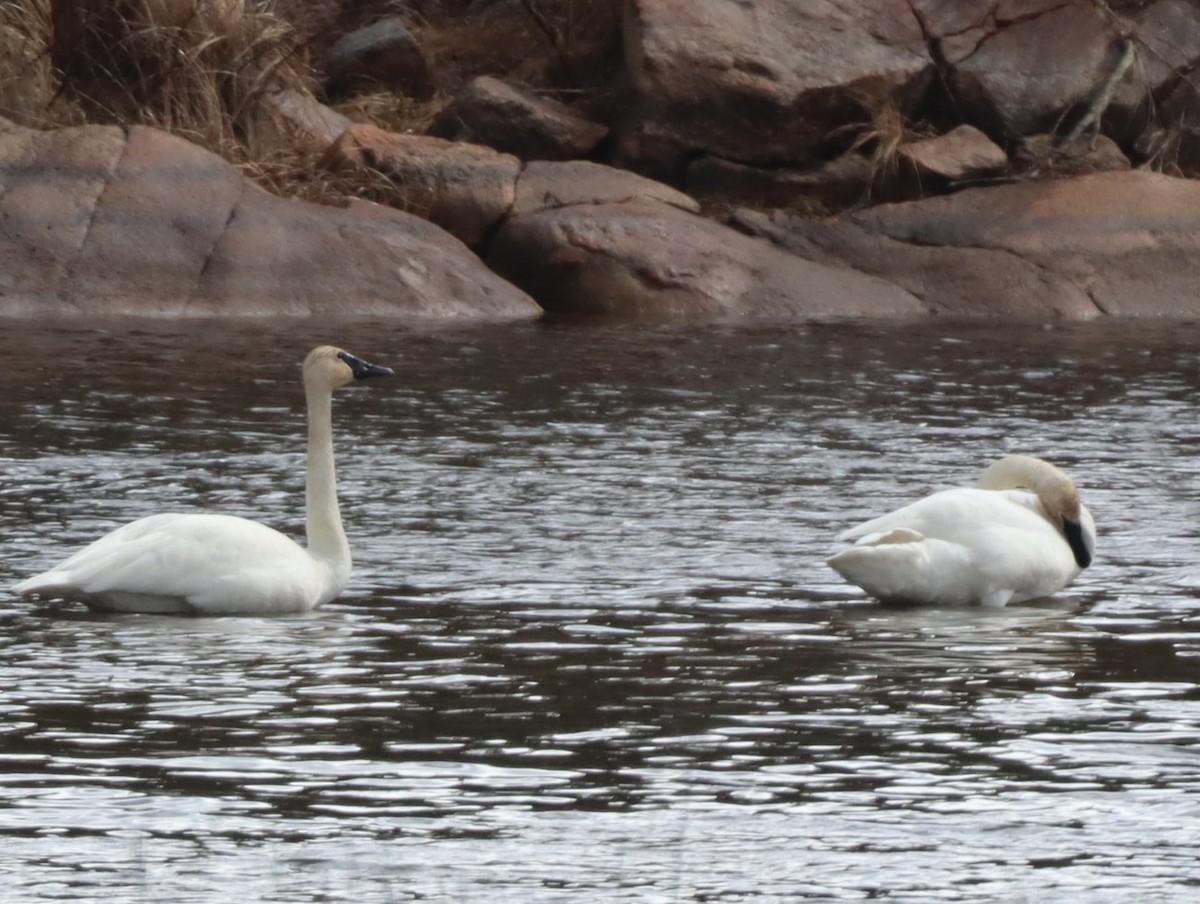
[2,319,1200,901]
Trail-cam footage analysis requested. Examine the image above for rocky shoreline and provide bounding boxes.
[3,0,1200,321]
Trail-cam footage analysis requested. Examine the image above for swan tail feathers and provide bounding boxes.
[12,571,67,597]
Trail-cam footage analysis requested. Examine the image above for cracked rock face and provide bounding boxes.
[620,0,1200,181]
[938,2,1124,140]
[0,121,540,319]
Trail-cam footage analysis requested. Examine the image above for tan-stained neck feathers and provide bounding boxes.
[303,345,355,393]
[977,454,1081,526]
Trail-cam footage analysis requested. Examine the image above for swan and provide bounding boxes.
[827,454,1095,607]
[12,345,393,616]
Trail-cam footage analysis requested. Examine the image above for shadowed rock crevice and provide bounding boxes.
[0,123,128,314]
[189,182,249,314]
[65,125,131,294]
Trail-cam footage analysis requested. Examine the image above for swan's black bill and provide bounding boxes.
[338,352,394,380]
[1063,518,1092,569]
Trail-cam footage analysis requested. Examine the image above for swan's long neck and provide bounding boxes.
[304,383,350,580]
[979,455,1069,502]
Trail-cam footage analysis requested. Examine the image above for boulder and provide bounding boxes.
[322,16,434,99]
[916,0,1200,149]
[620,0,932,172]
[487,198,924,320]
[938,2,1120,140]
[326,123,521,247]
[736,209,1099,319]
[1012,133,1131,178]
[253,88,352,153]
[735,170,1200,318]
[0,122,540,319]
[616,0,1200,184]
[897,125,1007,185]
[498,159,923,321]
[430,76,609,161]
[0,123,134,309]
[513,159,699,215]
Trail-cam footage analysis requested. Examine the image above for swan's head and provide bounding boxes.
[1041,481,1095,570]
[304,345,394,392]
[979,454,1094,570]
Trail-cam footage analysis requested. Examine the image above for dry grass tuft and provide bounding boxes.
[849,95,912,200]
[0,0,70,127]
[232,139,400,209]
[0,0,623,208]
[415,0,622,106]
[45,1,311,156]
[331,89,446,136]
[0,0,367,204]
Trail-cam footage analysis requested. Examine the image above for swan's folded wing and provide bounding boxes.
[827,534,988,606]
[848,527,926,547]
[14,514,177,596]
[15,513,316,610]
[836,493,950,543]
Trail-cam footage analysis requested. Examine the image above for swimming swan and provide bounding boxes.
[12,346,393,616]
[827,454,1095,607]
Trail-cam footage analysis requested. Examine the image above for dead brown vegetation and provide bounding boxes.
[0,0,352,200]
[0,0,622,205]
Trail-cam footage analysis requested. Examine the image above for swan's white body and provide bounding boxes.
[13,346,392,616]
[828,455,1095,607]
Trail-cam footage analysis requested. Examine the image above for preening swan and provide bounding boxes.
[13,346,393,616]
[828,455,1095,607]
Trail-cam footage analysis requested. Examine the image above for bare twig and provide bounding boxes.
[518,0,563,50]
[1057,36,1137,149]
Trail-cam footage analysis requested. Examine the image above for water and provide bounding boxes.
[1,318,1199,902]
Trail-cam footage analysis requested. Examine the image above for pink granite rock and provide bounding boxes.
[430,76,609,161]
[488,199,923,320]
[327,124,521,248]
[736,169,1200,318]
[0,122,539,320]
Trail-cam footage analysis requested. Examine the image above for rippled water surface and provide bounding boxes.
[2,319,1200,902]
